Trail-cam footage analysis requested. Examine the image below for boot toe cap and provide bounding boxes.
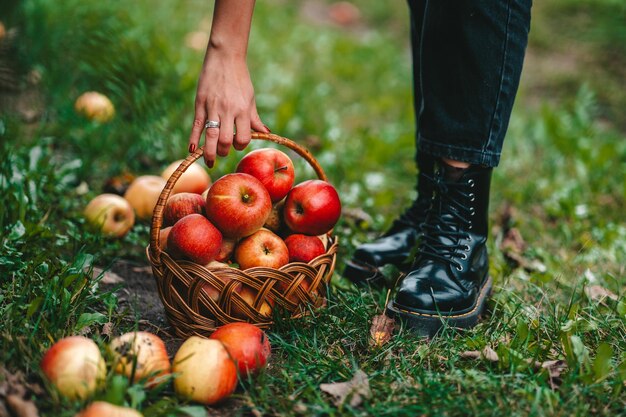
[394,272,477,314]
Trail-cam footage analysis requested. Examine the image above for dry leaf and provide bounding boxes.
[92,267,124,285]
[369,314,395,347]
[500,227,526,255]
[460,350,481,360]
[320,369,370,407]
[585,285,618,303]
[101,322,114,337]
[5,395,39,417]
[481,346,499,362]
[540,360,567,390]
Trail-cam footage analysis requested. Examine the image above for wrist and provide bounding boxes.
[208,36,248,60]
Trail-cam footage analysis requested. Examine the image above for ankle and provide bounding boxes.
[442,157,471,169]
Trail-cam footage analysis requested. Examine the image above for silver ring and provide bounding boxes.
[205,120,220,129]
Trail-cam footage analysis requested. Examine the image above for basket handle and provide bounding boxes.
[149,132,329,263]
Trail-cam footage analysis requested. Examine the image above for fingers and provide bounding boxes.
[233,115,251,151]
[217,115,234,158]
[189,106,207,154]
[250,107,270,134]
[203,112,220,168]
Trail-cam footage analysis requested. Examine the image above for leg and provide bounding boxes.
[387,0,532,337]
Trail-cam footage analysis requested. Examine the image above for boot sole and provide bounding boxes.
[342,259,389,288]
[386,275,493,338]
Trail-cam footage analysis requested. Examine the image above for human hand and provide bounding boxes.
[188,46,269,168]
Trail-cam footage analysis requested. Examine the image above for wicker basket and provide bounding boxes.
[147,132,338,338]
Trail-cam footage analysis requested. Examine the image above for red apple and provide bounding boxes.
[162,160,211,195]
[232,285,273,318]
[75,91,115,123]
[77,401,143,417]
[264,199,285,232]
[205,173,272,238]
[234,229,289,270]
[109,332,170,387]
[167,214,222,264]
[173,336,237,405]
[235,148,295,202]
[284,180,341,235]
[215,238,237,263]
[284,234,326,263]
[163,192,206,226]
[84,194,135,238]
[40,336,106,400]
[209,323,271,377]
[159,227,172,250]
[124,175,166,220]
[199,274,242,303]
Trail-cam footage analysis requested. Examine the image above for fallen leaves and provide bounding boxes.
[320,370,370,408]
[585,285,618,303]
[0,367,41,417]
[460,346,499,362]
[369,314,395,348]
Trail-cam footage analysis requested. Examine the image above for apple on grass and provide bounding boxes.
[173,336,237,405]
[124,175,166,220]
[84,193,135,238]
[205,173,272,238]
[163,192,206,226]
[284,234,326,263]
[234,229,289,270]
[109,332,170,387]
[235,148,295,202]
[74,91,115,123]
[168,214,222,264]
[210,323,271,377]
[40,336,106,400]
[77,401,143,417]
[284,180,341,236]
[161,160,211,195]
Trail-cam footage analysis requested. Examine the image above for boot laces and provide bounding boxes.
[416,172,475,270]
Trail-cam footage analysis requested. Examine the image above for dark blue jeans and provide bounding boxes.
[409,0,532,167]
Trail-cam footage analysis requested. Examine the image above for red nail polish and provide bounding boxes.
[189,144,196,153]
[264,124,272,133]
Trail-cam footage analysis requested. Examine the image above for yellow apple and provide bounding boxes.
[74,92,115,123]
[124,175,166,220]
[161,160,211,195]
[84,194,135,238]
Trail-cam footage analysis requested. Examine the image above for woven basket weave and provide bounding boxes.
[147,132,338,338]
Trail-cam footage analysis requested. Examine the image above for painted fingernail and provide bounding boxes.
[189,144,196,153]
[264,124,272,133]
[208,161,214,169]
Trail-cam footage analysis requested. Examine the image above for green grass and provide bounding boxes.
[1,0,625,416]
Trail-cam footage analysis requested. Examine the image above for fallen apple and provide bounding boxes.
[284,234,326,263]
[109,332,170,387]
[74,91,115,123]
[209,322,271,377]
[163,192,206,226]
[235,148,295,202]
[84,193,135,238]
[76,401,143,417]
[124,175,166,220]
[167,214,222,264]
[161,160,211,195]
[40,336,106,400]
[173,336,237,405]
[234,229,289,270]
[284,180,341,235]
[205,173,272,238]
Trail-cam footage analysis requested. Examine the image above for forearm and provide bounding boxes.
[208,0,256,59]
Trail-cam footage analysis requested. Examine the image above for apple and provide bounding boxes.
[167,214,222,264]
[75,91,115,123]
[109,332,170,387]
[199,274,242,303]
[234,229,289,270]
[284,180,341,235]
[0,22,5,42]
[215,237,237,263]
[235,148,295,202]
[124,175,166,220]
[173,336,237,405]
[161,160,211,195]
[201,187,210,200]
[205,173,272,238]
[40,336,106,400]
[84,193,135,238]
[209,323,271,377]
[264,199,285,233]
[77,401,143,417]
[284,234,326,263]
[159,227,172,250]
[163,192,206,226]
[232,285,273,318]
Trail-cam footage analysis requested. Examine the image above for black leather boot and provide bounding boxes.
[387,161,493,337]
[343,155,435,287]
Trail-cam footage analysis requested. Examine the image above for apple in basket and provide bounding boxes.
[173,336,237,405]
[205,173,272,238]
[167,214,222,264]
[40,336,106,400]
[233,285,274,318]
[284,180,341,236]
[84,193,135,238]
[109,331,170,387]
[235,148,295,203]
[161,160,212,195]
[162,192,206,226]
[76,401,143,417]
[209,323,271,377]
[215,237,237,263]
[234,229,289,270]
[264,199,285,233]
[284,234,326,263]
